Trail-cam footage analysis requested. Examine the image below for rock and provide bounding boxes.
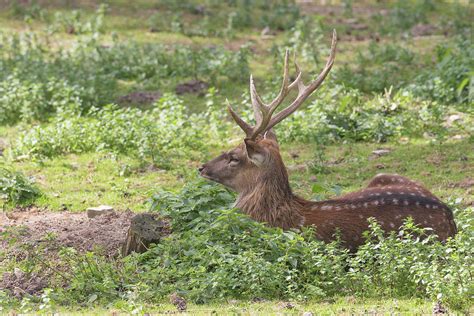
[372,149,391,156]
[279,302,296,309]
[86,205,114,218]
[445,114,462,127]
[14,155,29,162]
[303,312,314,316]
[411,23,437,37]
[433,301,447,314]
[287,164,307,172]
[169,293,187,312]
[261,26,276,39]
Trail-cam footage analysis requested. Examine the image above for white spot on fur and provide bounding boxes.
[335,206,342,211]
[395,214,401,219]
[426,204,431,209]
[363,202,369,208]
[351,204,356,209]
[358,214,364,219]
[423,220,428,225]
[433,205,439,209]
[429,215,433,219]
[373,200,379,206]
[393,199,399,205]
[403,200,409,206]
[387,191,392,195]
[389,222,395,228]
[410,193,415,196]
[391,177,395,181]
[321,205,333,211]
[375,193,381,196]
[416,201,420,206]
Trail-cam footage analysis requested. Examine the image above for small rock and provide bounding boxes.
[86,205,114,218]
[303,312,313,316]
[279,302,295,309]
[372,149,391,156]
[433,301,447,314]
[14,154,29,161]
[376,163,386,169]
[169,293,187,312]
[261,26,276,39]
[287,164,307,172]
[309,175,318,182]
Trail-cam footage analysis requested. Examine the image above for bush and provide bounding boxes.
[409,38,474,105]
[274,85,453,143]
[2,181,472,312]
[13,95,207,167]
[0,167,41,206]
[335,42,417,94]
[0,32,250,125]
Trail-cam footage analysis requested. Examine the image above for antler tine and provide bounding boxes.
[265,29,337,132]
[226,30,337,140]
[249,49,291,140]
[226,99,253,136]
[249,74,265,124]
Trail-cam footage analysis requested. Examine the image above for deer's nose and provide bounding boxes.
[198,166,205,173]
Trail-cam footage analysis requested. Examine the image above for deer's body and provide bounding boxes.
[199,31,457,248]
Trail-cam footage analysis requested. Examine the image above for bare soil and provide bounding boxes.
[0,207,134,256]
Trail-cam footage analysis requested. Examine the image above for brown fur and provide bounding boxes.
[199,138,457,249]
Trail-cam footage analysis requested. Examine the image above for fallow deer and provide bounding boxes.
[198,30,457,249]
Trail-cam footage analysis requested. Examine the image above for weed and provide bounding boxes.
[0,166,41,206]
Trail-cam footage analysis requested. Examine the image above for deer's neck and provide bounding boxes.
[235,177,305,230]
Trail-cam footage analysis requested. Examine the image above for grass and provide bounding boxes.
[2,138,471,212]
[0,0,472,313]
[34,297,439,315]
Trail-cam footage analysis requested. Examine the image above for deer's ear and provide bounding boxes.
[263,129,278,143]
[244,139,266,166]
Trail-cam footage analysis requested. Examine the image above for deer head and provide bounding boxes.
[199,30,337,197]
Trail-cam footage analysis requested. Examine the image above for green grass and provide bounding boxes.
[28,297,440,315]
[0,0,473,313]
[3,138,471,212]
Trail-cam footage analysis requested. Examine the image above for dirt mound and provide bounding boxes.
[0,207,134,257]
[116,91,162,106]
[175,80,208,96]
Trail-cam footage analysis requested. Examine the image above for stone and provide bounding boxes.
[86,205,114,218]
[372,149,391,156]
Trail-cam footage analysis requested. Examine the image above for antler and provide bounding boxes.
[227,29,337,140]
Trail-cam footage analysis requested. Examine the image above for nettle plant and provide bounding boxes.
[13,95,208,166]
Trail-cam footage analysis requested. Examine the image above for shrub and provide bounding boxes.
[13,95,207,167]
[0,32,250,125]
[0,167,41,206]
[409,38,474,104]
[1,181,472,312]
[335,41,417,94]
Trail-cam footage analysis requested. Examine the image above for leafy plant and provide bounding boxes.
[0,167,41,206]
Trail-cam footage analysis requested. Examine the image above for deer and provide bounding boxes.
[198,30,457,249]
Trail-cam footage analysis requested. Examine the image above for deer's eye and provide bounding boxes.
[229,156,239,165]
